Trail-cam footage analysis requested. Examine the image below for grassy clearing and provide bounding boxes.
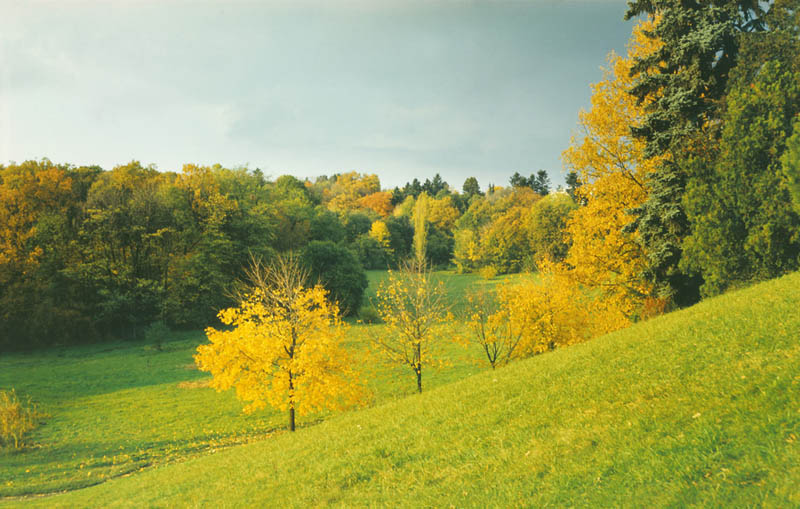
[0,271,496,498]
[5,271,799,506]
[362,269,533,315]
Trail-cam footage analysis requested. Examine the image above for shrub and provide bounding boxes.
[479,265,498,280]
[358,304,383,324]
[144,320,171,351]
[0,389,43,451]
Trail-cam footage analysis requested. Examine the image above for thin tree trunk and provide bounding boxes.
[288,369,296,432]
[415,342,422,393]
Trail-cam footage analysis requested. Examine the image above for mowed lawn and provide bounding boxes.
[0,270,509,498]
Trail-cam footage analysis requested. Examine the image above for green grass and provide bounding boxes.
[362,269,532,314]
[4,271,800,506]
[0,270,494,498]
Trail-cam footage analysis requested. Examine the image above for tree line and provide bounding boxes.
[0,159,567,350]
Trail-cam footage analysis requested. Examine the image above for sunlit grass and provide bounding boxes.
[3,270,799,507]
[0,270,493,497]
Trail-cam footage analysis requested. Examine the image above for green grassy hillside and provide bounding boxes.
[0,271,500,498]
[10,271,798,507]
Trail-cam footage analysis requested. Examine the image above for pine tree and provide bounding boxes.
[623,0,767,303]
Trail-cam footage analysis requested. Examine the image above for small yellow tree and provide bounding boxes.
[372,261,449,393]
[369,220,393,254]
[195,256,366,431]
[463,289,523,369]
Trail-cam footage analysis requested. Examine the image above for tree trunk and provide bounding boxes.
[288,368,296,432]
[416,365,422,393]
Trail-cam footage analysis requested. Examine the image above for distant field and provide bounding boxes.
[0,270,506,498]
[4,271,799,507]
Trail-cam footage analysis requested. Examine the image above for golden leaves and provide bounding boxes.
[195,280,367,419]
[561,18,662,317]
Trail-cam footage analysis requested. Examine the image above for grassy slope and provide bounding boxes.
[17,271,799,507]
[0,271,511,498]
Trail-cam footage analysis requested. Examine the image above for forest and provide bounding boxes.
[3,1,800,353]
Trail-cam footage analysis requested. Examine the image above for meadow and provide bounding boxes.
[1,270,798,506]
[0,271,517,499]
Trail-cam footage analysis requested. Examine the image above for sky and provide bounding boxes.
[1,0,635,190]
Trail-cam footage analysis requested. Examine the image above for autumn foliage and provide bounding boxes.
[195,256,367,431]
[561,18,663,318]
[372,262,450,393]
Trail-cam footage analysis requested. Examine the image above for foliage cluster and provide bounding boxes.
[196,257,367,431]
[0,389,43,451]
[1,154,569,351]
[371,263,451,393]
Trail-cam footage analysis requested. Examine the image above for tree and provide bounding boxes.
[354,235,390,270]
[384,215,414,261]
[509,170,550,195]
[509,172,529,189]
[195,256,366,431]
[462,289,523,369]
[372,262,450,393]
[325,172,381,212]
[561,18,662,317]
[462,177,482,199]
[423,173,448,196]
[343,211,375,243]
[565,170,582,202]
[497,266,630,356]
[624,0,768,302]
[412,192,430,266]
[528,193,577,263]
[309,208,346,243]
[299,241,368,316]
[369,220,392,252]
[530,170,551,196]
[682,57,800,296]
[358,191,393,217]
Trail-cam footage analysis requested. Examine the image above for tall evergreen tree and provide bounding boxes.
[624,0,768,303]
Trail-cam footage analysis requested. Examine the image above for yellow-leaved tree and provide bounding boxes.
[560,17,665,319]
[195,256,367,431]
[369,220,392,254]
[463,268,628,367]
[498,266,630,355]
[462,289,524,369]
[372,261,450,393]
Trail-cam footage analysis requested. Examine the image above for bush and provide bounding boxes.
[144,320,171,351]
[479,265,498,280]
[0,389,43,451]
[358,304,383,324]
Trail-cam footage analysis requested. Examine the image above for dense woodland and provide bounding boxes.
[2,0,800,353]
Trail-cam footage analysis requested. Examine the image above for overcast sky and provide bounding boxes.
[1,0,635,190]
